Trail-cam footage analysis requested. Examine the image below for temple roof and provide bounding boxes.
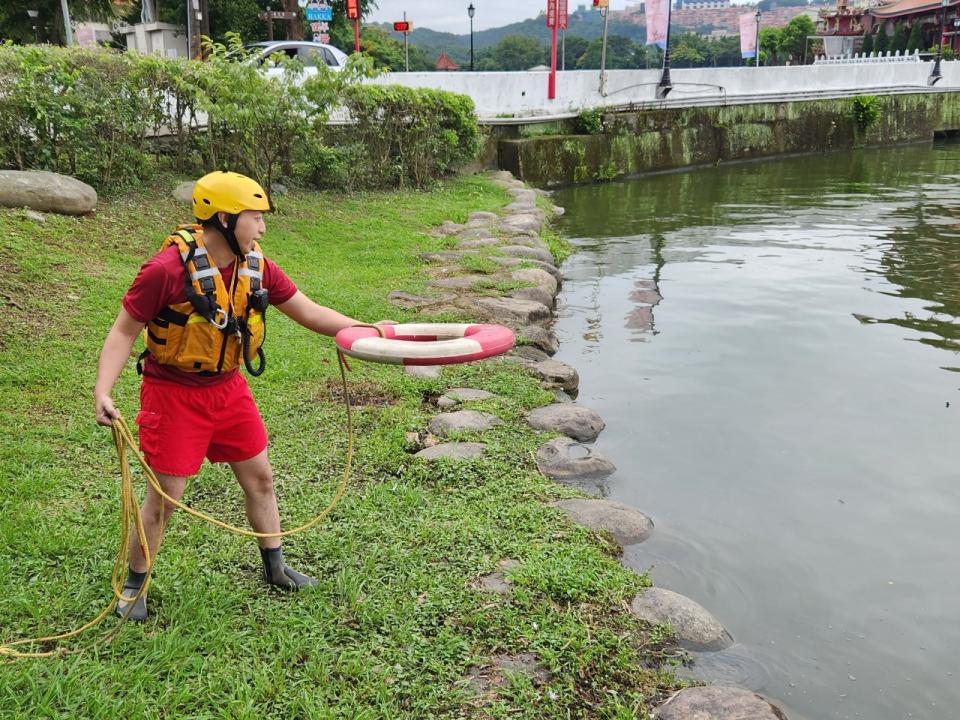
[870,0,945,18]
[435,52,460,71]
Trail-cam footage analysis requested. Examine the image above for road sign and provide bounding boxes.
[393,21,412,32]
[558,0,568,29]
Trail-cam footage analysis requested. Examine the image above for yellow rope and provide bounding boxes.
[1,349,357,660]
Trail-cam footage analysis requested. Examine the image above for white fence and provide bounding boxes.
[815,49,923,65]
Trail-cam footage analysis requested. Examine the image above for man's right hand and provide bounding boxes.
[95,394,120,427]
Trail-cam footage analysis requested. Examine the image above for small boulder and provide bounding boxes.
[467,211,499,225]
[21,209,46,223]
[511,268,558,297]
[429,275,488,290]
[473,297,551,326]
[457,226,495,241]
[510,286,554,309]
[551,498,651,545]
[629,588,734,651]
[498,214,544,235]
[551,205,566,216]
[428,410,502,437]
[388,291,447,309]
[437,388,495,409]
[508,188,537,202]
[0,170,97,215]
[526,403,602,441]
[414,442,486,461]
[537,438,616,481]
[491,256,562,284]
[490,170,515,183]
[654,687,788,720]
[173,180,195,204]
[508,346,553,363]
[270,182,288,196]
[419,251,465,264]
[517,325,559,355]
[406,365,442,379]
[525,359,580,393]
[498,245,555,265]
[434,220,465,236]
[457,237,502,249]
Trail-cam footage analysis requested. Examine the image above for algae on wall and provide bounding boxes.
[498,93,960,186]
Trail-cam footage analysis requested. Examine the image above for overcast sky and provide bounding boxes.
[367,0,634,34]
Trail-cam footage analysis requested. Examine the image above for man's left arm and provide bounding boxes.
[276,291,385,336]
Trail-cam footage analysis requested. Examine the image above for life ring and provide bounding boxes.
[335,323,516,366]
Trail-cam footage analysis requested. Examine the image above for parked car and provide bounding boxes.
[244,41,348,72]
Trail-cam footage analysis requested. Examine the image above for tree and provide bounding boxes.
[563,35,589,69]
[577,34,640,69]
[477,35,547,70]
[778,14,815,63]
[358,26,431,71]
[890,22,909,53]
[759,26,782,65]
[861,31,874,55]
[906,21,923,53]
[875,25,889,53]
[0,0,115,45]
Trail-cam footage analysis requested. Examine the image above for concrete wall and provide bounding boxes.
[497,93,960,186]
[369,63,960,119]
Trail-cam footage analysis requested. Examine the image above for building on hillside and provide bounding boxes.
[435,52,461,71]
[817,0,957,54]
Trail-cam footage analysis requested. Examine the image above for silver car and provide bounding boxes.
[245,40,349,72]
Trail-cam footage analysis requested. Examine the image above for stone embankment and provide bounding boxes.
[398,170,790,718]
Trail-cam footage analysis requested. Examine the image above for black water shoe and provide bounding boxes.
[260,547,319,591]
[115,568,148,622]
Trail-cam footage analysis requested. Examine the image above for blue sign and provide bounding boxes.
[306,7,332,21]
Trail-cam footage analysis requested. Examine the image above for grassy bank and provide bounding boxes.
[0,174,681,718]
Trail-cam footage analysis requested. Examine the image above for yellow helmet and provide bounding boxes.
[192,171,271,220]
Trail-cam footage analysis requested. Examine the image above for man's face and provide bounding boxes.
[231,210,266,253]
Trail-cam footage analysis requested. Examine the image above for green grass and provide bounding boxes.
[0,173,681,718]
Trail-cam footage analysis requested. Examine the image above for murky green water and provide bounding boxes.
[552,143,960,720]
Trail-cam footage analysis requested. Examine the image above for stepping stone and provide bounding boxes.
[457,227,495,241]
[511,268,558,297]
[173,180,195,203]
[473,558,519,593]
[388,291,448,309]
[508,187,537,201]
[505,201,540,214]
[517,325,559,355]
[429,275,488,290]
[537,438,616,480]
[510,286,553,309]
[490,170,515,182]
[629,588,734,651]
[498,245,555,265]
[491,256,562,283]
[433,220,464,236]
[428,409,502,437]
[406,365,442,379]
[654,687,788,720]
[502,235,551,252]
[414,442,486,461]
[473,296,550,326]
[457,237,501,249]
[0,170,97,215]
[467,210,499,225]
[527,403,602,441]
[525,360,580,393]
[437,388,494,409]
[498,215,544,235]
[508,346,552,363]
[551,499,650,545]
[419,251,466,263]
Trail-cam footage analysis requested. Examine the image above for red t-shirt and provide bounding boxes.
[123,245,298,386]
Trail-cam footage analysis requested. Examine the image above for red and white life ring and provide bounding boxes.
[335,323,515,366]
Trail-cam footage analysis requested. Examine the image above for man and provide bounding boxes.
[94,170,386,621]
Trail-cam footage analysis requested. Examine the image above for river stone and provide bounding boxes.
[467,211,499,225]
[508,187,537,201]
[511,268,558,296]
[458,226,495,241]
[414,442,486,461]
[428,410,502,437]
[653,687,787,720]
[630,588,734,651]
[510,286,554,308]
[508,346,553,363]
[173,180,195,204]
[505,201,539,214]
[457,237,502,249]
[537,438,616,481]
[552,205,565,216]
[498,245,555,265]
[388,291,448,309]
[22,209,46,223]
[406,365,442,379]
[553,389,573,403]
[527,403,601,441]
[525,360,580,393]
[419,251,465,263]
[434,220,465,236]
[501,234,551,252]
[517,325,558,355]
[551,498,650,544]
[429,275,489,290]
[490,170,515,183]
[491,256,562,283]
[473,296,550,325]
[0,170,97,215]
[437,388,495,409]
[499,215,544,235]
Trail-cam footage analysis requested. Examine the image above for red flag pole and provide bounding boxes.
[354,18,360,52]
[549,23,558,99]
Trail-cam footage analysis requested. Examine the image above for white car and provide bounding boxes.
[245,40,349,73]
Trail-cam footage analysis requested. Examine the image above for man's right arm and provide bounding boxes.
[94,308,145,426]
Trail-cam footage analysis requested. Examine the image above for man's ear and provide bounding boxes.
[217,211,229,226]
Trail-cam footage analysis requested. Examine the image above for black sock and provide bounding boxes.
[125,568,147,589]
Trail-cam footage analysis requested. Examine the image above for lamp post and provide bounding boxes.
[468,3,475,71]
[929,0,948,85]
[26,8,39,43]
[755,8,761,69]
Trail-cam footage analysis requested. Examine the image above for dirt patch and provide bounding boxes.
[463,653,551,706]
[323,379,397,407]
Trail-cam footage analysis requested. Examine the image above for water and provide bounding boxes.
[550,143,960,720]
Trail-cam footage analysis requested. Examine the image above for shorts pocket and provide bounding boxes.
[135,410,162,457]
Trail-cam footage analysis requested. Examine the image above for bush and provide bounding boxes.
[0,41,482,195]
[575,108,604,135]
[851,95,881,131]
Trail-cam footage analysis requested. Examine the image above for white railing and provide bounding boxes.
[815,49,924,64]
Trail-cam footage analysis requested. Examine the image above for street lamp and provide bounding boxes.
[755,8,762,69]
[468,3,475,72]
[26,8,39,43]
[929,0,948,85]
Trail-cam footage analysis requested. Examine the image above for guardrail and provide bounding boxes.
[815,49,924,64]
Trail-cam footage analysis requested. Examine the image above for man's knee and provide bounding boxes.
[245,467,275,497]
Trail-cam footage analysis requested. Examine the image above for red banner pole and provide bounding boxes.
[549,23,558,99]
[354,18,360,52]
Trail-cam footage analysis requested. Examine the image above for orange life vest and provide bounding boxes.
[140,225,267,376]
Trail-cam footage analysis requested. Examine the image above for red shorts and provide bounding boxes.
[136,372,268,477]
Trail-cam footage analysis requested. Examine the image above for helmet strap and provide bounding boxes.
[214,213,243,257]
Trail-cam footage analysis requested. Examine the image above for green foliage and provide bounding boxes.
[339,84,482,188]
[851,95,881,131]
[563,35,590,68]
[477,34,547,71]
[861,31,874,55]
[577,35,640,69]
[359,25,433,72]
[758,26,782,65]
[906,21,924,53]
[875,26,890,53]
[928,43,956,60]
[0,0,116,45]
[891,22,909,53]
[575,108,604,136]
[779,14,816,62]
[0,42,480,194]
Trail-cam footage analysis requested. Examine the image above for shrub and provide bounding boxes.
[575,107,604,135]
[851,95,881,132]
